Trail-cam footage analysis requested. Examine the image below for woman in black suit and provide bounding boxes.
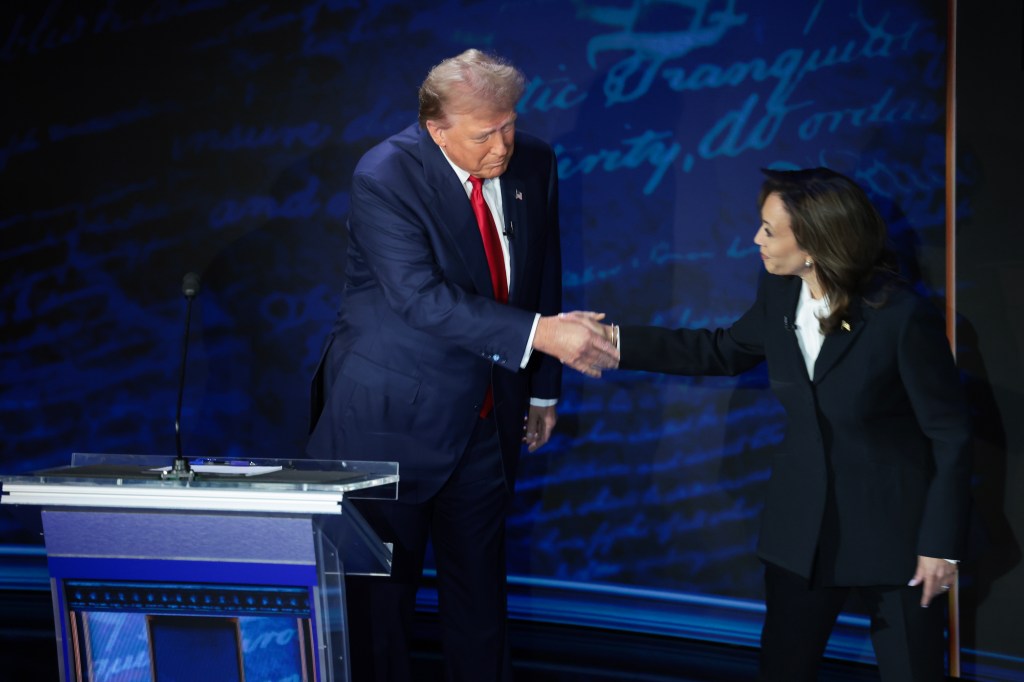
[589,167,971,680]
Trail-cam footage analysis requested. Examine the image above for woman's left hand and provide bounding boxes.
[909,555,958,607]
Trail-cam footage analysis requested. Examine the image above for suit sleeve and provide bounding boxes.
[348,171,535,371]
[898,299,972,559]
[619,275,769,376]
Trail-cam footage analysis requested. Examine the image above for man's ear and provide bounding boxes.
[425,120,445,147]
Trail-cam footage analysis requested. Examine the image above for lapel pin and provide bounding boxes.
[515,190,523,200]
[841,321,851,332]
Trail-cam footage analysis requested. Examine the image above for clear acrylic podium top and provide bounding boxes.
[0,452,399,515]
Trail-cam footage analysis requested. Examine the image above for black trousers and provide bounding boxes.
[344,415,513,682]
[759,561,947,681]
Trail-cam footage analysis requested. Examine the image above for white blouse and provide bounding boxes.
[794,280,830,378]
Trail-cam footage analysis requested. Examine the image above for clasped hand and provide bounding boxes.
[534,311,619,378]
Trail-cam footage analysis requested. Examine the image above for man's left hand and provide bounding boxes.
[523,404,557,452]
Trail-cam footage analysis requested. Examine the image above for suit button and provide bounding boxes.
[491,354,501,362]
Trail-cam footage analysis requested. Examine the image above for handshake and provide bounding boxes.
[534,311,618,378]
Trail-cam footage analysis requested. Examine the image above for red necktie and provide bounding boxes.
[469,176,508,303]
[469,176,507,416]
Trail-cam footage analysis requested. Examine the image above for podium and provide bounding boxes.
[0,453,398,682]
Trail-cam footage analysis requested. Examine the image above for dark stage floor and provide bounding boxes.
[0,589,883,681]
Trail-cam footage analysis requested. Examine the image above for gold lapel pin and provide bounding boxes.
[841,321,851,332]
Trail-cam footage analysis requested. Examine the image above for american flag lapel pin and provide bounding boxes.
[515,190,523,200]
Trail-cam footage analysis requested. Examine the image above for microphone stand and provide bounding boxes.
[164,273,200,480]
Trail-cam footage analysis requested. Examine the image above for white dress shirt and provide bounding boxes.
[794,280,830,378]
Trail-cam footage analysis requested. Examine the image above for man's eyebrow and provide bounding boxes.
[477,115,517,136]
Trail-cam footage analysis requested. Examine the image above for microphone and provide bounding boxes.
[783,316,799,331]
[182,271,200,298]
[168,272,200,479]
[503,221,515,239]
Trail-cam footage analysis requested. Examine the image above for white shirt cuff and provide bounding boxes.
[520,314,540,369]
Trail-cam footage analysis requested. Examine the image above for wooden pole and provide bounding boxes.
[945,0,961,677]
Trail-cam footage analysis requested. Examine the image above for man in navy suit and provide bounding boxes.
[307,49,618,681]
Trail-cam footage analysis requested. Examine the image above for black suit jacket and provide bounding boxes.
[620,273,971,586]
[307,124,562,502]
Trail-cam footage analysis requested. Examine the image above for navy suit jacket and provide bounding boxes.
[308,123,562,502]
[620,273,972,586]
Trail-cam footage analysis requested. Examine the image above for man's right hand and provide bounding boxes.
[534,312,619,378]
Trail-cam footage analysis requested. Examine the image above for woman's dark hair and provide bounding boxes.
[758,167,894,334]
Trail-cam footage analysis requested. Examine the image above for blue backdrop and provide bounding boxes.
[0,0,952,659]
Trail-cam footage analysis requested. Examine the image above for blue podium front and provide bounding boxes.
[0,453,398,682]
